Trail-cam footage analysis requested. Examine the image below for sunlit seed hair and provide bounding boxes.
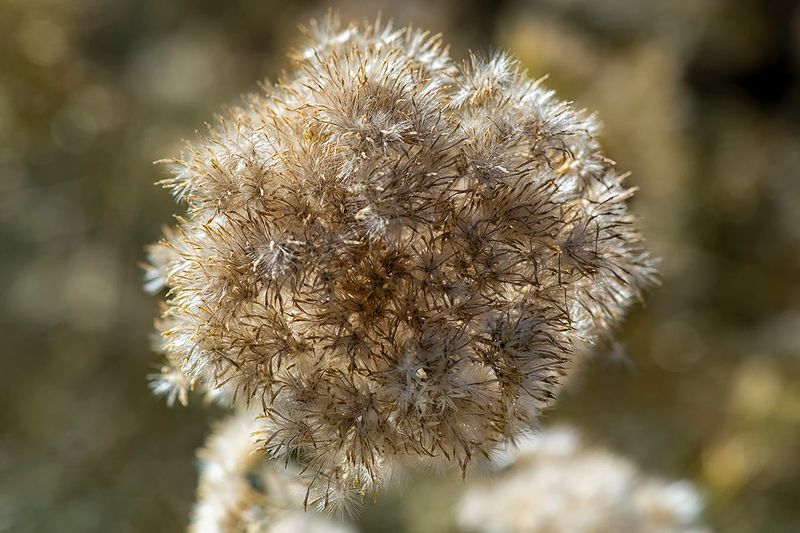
[146,14,656,507]
[458,426,707,533]
[192,410,358,533]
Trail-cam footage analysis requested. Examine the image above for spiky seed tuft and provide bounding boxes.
[146,15,656,507]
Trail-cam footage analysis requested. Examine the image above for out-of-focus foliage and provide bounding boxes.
[1,0,798,532]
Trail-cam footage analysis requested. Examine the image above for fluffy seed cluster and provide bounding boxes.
[458,426,707,533]
[146,17,655,507]
[192,410,357,533]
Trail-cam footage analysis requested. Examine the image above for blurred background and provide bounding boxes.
[1,0,799,531]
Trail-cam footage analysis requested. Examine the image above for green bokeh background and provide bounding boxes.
[2,0,799,531]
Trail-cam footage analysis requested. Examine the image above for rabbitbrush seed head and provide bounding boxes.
[145,15,656,510]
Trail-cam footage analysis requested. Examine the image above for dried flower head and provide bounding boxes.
[458,426,707,533]
[146,16,655,507]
